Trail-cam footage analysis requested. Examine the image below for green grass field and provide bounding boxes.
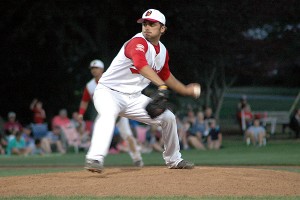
[1,138,299,176]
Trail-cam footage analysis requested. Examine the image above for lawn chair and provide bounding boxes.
[60,125,80,153]
[31,123,48,139]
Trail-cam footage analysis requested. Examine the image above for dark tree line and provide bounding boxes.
[0,0,299,123]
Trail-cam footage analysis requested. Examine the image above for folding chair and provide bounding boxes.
[31,123,48,139]
[61,125,80,153]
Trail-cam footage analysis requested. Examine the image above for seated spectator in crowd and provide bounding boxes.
[30,98,46,124]
[21,125,35,152]
[207,119,222,150]
[176,115,188,150]
[32,139,45,155]
[184,110,206,150]
[245,118,266,147]
[70,111,91,150]
[4,112,23,141]
[203,106,216,135]
[43,126,66,154]
[237,95,251,111]
[145,125,164,152]
[289,108,300,139]
[0,115,4,136]
[203,107,223,148]
[237,104,253,133]
[195,111,208,137]
[22,125,53,155]
[71,111,85,133]
[6,131,32,156]
[52,109,71,129]
[204,106,215,124]
[0,133,6,155]
[236,95,252,132]
[185,120,206,150]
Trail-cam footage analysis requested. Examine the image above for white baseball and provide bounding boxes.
[193,85,201,99]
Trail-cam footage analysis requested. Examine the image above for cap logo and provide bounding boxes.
[145,10,152,16]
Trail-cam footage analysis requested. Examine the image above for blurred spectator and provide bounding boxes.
[207,119,222,150]
[44,126,66,154]
[204,106,215,125]
[0,115,4,136]
[237,95,251,112]
[70,111,90,150]
[52,109,71,129]
[145,125,164,152]
[184,110,206,150]
[21,125,35,151]
[203,106,223,148]
[30,98,46,124]
[203,106,215,135]
[237,104,253,133]
[71,111,86,134]
[289,108,300,139]
[22,125,51,155]
[176,115,188,150]
[32,139,45,155]
[184,110,196,125]
[4,112,23,141]
[6,131,32,156]
[245,118,267,147]
[195,111,208,137]
[236,95,252,133]
[0,133,6,155]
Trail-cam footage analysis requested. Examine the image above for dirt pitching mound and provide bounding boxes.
[1,167,300,197]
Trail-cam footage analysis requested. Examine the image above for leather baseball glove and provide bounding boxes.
[146,85,169,119]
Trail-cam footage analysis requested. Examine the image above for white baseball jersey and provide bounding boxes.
[86,78,97,97]
[99,33,167,94]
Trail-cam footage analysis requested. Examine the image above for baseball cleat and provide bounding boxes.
[171,160,194,169]
[84,159,103,173]
[134,160,144,167]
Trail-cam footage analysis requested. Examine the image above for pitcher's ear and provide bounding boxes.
[161,25,167,35]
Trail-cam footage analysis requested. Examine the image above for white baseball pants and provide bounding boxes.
[116,117,142,162]
[86,84,183,168]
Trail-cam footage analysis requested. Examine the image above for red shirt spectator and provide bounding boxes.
[30,99,46,124]
[4,112,23,136]
[52,109,71,129]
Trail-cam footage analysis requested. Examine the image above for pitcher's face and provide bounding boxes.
[142,21,165,44]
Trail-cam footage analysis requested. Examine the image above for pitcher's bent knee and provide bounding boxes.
[161,110,176,124]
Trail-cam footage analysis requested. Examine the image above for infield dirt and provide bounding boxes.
[0,166,300,197]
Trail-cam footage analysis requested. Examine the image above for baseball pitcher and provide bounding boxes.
[85,9,201,173]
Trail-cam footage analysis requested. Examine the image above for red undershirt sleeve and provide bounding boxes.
[125,37,149,70]
[81,87,91,102]
[157,51,171,81]
[79,88,91,115]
